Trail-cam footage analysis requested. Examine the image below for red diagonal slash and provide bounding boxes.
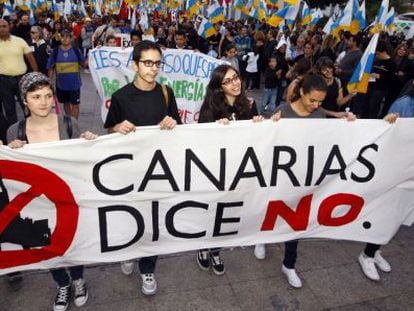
[0,160,79,269]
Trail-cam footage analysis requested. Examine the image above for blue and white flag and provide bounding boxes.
[347,33,379,94]
[385,7,395,31]
[2,0,14,18]
[64,0,72,18]
[353,0,366,31]
[80,0,89,18]
[197,16,217,39]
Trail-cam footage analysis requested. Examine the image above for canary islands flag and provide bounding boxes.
[267,5,289,28]
[301,2,311,26]
[385,7,395,32]
[351,0,366,35]
[197,17,217,39]
[323,16,335,35]
[207,1,225,24]
[347,33,379,94]
[371,0,389,33]
[186,0,201,19]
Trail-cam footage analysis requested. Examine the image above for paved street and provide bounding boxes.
[1,73,413,311]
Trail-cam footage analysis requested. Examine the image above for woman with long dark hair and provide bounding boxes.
[199,64,259,123]
[265,74,356,288]
[384,43,414,117]
[269,74,397,286]
[197,64,262,275]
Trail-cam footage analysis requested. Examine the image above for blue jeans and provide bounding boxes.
[139,256,157,274]
[51,266,84,287]
[261,88,277,114]
[283,240,298,269]
[276,83,286,106]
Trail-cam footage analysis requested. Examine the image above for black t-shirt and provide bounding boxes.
[264,68,280,89]
[370,58,397,90]
[29,41,49,75]
[322,78,341,114]
[198,100,258,123]
[11,24,31,43]
[104,83,182,128]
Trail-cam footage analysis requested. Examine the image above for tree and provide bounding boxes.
[366,0,409,22]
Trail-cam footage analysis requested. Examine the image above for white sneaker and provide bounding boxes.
[254,244,266,260]
[281,265,302,288]
[358,252,380,281]
[120,261,135,275]
[141,273,157,295]
[374,251,391,272]
[73,278,88,307]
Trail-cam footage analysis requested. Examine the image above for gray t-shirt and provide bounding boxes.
[276,103,326,119]
[7,116,80,143]
[338,49,363,82]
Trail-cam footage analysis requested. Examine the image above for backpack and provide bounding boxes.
[17,115,73,141]
[161,84,169,108]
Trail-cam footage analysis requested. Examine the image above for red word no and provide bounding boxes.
[260,193,364,231]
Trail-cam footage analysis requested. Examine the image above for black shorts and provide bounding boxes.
[56,89,81,105]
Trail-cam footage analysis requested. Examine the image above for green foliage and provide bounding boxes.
[365,0,409,22]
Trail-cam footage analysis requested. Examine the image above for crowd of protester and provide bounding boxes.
[1,7,414,311]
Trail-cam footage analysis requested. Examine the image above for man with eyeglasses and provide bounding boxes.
[104,40,181,296]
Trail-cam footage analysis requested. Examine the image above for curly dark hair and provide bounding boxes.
[314,56,335,74]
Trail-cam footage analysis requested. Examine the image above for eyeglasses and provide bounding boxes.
[222,74,240,86]
[139,60,164,68]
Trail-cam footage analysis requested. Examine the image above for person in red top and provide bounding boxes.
[72,18,84,48]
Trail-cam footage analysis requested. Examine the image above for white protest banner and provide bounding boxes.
[1,119,414,274]
[89,47,227,124]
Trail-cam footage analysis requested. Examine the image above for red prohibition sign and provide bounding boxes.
[0,160,79,269]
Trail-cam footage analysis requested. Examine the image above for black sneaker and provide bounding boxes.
[53,285,71,311]
[210,251,225,276]
[197,250,210,271]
